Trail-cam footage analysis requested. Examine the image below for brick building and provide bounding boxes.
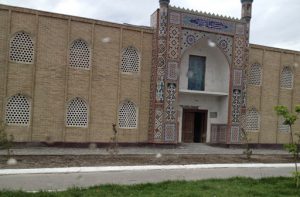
[0,0,299,145]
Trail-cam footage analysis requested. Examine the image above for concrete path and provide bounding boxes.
[0,143,288,155]
[0,164,294,191]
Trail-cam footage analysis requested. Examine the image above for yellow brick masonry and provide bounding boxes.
[248,44,300,144]
[0,4,153,143]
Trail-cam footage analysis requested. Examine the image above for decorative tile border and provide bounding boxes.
[182,13,236,35]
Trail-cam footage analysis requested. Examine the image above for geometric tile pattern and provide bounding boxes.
[181,29,233,63]
[156,77,164,102]
[5,94,30,125]
[168,26,180,60]
[233,69,243,87]
[181,29,206,53]
[234,36,244,68]
[216,35,233,63]
[166,83,177,122]
[159,11,168,37]
[232,89,242,123]
[10,31,34,64]
[154,108,163,140]
[167,62,178,80]
[165,123,176,142]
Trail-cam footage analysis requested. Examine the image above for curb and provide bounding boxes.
[0,163,298,175]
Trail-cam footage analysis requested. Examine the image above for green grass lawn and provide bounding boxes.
[0,177,299,197]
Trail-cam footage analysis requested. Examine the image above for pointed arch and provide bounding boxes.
[246,107,260,131]
[66,97,88,127]
[248,62,262,86]
[120,46,141,73]
[118,100,138,128]
[280,66,293,89]
[69,39,91,69]
[5,94,31,125]
[10,31,34,64]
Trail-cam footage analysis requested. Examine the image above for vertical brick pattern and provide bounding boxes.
[90,26,120,142]
[6,12,36,141]
[0,10,8,124]
[32,16,68,142]
[65,21,93,142]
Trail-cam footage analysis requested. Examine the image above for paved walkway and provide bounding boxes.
[0,143,288,155]
[0,164,294,191]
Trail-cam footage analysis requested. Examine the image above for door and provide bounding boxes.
[182,111,194,143]
[182,109,208,143]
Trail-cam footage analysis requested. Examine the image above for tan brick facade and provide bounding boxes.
[0,5,153,143]
[248,44,300,144]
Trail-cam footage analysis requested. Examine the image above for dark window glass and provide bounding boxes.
[188,55,206,91]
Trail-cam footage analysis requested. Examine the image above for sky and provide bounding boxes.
[0,0,300,51]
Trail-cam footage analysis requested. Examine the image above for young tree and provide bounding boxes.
[0,122,14,158]
[275,105,300,187]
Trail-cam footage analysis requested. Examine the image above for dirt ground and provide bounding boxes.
[0,154,294,169]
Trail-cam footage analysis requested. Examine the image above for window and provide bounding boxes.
[248,63,262,86]
[246,108,260,131]
[188,55,206,91]
[118,101,138,128]
[66,98,88,127]
[280,66,293,89]
[10,31,34,64]
[278,117,289,132]
[69,39,91,69]
[5,94,31,125]
[121,46,140,73]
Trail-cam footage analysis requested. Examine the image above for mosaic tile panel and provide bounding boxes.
[233,69,243,87]
[167,62,178,80]
[165,123,176,142]
[168,26,180,60]
[169,12,181,25]
[156,77,164,102]
[232,89,242,123]
[166,83,177,122]
[216,35,233,63]
[159,10,168,37]
[234,37,245,68]
[181,29,233,63]
[181,29,206,53]
[182,13,236,35]
[154,108,163,141]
